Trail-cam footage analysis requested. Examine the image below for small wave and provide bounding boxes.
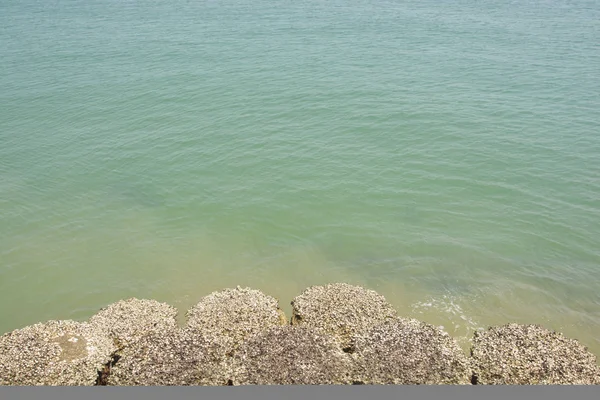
[411,294,483,348]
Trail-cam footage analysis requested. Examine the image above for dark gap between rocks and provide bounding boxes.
[95,353,121,386]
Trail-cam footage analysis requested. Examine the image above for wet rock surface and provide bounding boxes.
[0,320,116,386]
[471,324,600,385]
[107,327,227,386]
[291,283,397,348]
[351,317,472,384]
[186,286,286,354]
[230,325,354,385]
[89,298,178,348]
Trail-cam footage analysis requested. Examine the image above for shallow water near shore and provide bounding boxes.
[1,0,600,357]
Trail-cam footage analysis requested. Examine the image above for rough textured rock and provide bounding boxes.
[186,286,286,354]
[471,324,600,385]
[107,327,228,386]
[0,320,116,386]
[351,317,471,384]
[3,285,600,386]
[88,298,178,348]
[291,283,397,348]
[230,325,354,385]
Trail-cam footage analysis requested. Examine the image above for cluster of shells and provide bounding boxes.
[1,283,598,385]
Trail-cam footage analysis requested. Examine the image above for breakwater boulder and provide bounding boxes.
[89,298,178,348]
[106,327,227,386]
[0,320,115,385]
[291,283,397,349]
[351,317,472,384]
[1,284,599,386]
[186,286,287,354]
[230,325,354,385]
[470,323,600,385]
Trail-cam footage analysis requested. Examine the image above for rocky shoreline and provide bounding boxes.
[1,283,599,385]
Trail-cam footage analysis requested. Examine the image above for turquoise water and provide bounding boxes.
[1,0,599,354]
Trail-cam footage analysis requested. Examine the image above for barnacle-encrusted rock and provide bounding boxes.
[185,286,286,354]
[0,320,116,385]
[351,317,471,384]
[88,298,178,348]
[291,283,397,348]
[107,327,228,386]
[230,325,354,385]
[471,324,600,385]
[3,285,600,386]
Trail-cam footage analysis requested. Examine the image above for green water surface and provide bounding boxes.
[1,0,599,354]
